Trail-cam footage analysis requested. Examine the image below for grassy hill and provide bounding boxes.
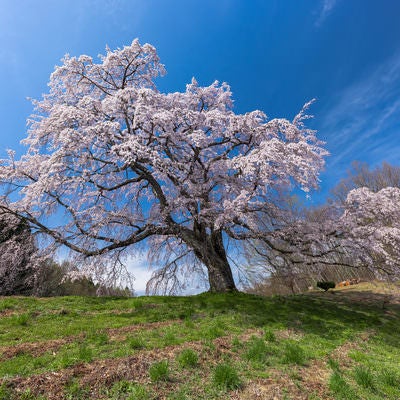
[0,282,399,399]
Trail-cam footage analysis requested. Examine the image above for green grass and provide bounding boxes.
[128,335,146,350]
[329,371,358,399]
[212,363,241,391]
[0,283,399,399]
[264,328,276,342]
[107,380,150,400]
[354,365,375,390]
[282,341,307,365]
[244,336,271,364]
[176,349,198,368]
[149,360,169,382]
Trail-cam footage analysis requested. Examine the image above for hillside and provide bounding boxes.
[0,282,399,399]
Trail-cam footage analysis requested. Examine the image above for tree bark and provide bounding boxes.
[182,227,237,293]
[206,253,237,293]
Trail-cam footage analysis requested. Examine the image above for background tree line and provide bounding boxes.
[0,216,132,297]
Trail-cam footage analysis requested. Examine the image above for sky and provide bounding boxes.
[1,0,399,293]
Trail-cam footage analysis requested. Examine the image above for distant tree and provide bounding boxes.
[0,39,328,293]
[0,213,37,295]
[247,162,400,294]
[330,161,400,205]
[342,186,400,277]
[330,162,400,277]
[33,258,66,297]
[34,259,132,297]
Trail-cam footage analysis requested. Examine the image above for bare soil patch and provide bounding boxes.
[0,320,178,361]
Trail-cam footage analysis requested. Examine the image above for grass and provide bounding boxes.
[329,371,357,399]
[0,281,399,399]
[149,360,169,382]
[128,334,146,350]
[212,363,241,390]
[106,380,150,400]
[264,328,276,342]
[282,341,307,365]
[244,336,270,364]
[176,349,198,368]
[354,365,375,390]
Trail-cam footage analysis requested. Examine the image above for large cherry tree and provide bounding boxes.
[0,40,328,293]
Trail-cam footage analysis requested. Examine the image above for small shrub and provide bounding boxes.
[184,318,195,328]
[282,342,306,365]
[354,365,375,390]
[177,349,198,368]
[317,281,335,291]
[86,329,109,345]
[58,350,77,368]
[212,363,241,391]
[149,360,169,382]
[110,380,132,394]
[126,384,150,400]
[206,323,225,339]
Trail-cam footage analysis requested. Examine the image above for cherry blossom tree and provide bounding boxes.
[0,213,37,295]
[0,40,328,293]
[247,182,400,293]
[342,186,400,276]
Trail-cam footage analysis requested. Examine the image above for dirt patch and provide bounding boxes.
[2,340,205,399]
[230,357,332,400]
[0,329,253,399]
[231,329,374,400]
[0,309,17,317]
[0,337,78,360]
[329,330,373,370]
[275,328,304,341]
[106,319,180,341]
[0,320,178,361]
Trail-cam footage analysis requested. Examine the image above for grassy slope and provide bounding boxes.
[0,282,399,400]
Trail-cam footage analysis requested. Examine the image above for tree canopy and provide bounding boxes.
[0,40,328,293]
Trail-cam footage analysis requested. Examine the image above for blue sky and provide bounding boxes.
[1,0,399,291]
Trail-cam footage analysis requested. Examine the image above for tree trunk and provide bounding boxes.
[183,228,237,293]
[206,254,237,293]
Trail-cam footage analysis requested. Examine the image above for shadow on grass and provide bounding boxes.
[191,290,400,346]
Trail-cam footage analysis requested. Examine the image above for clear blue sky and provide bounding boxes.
[1,0,399,291]
[1,0,399,200]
